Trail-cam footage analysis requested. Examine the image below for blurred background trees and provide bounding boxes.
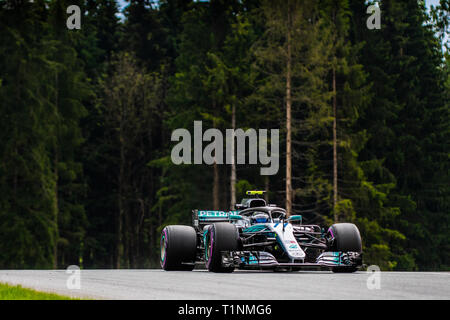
[0,0,448,270]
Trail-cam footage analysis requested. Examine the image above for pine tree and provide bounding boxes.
[251,0,334,216]
[99,52,162,268]
[0,0,58,268]
[45,0,91,268]
[350,0,449,270]
[166,0,242,211]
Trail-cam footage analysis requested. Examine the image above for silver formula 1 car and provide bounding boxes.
[160,191,363,273]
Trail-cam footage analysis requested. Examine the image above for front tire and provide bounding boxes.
[160,225,197,271]
[328,223,362,273]
[205,223,239,273]
[328,223,362,252]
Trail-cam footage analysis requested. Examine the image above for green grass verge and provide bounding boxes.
[0,282,80,300]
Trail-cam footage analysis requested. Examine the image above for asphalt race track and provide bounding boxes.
[0,269,449,300]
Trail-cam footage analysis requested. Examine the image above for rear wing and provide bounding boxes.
[192,209,241,228]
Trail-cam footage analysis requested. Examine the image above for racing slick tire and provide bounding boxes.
[328,223,362,273]
[205,223,239,273]
[160,225,197,271]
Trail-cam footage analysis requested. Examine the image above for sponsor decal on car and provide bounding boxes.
[198,210,240,217]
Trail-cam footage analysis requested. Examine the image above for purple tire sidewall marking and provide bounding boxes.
[328,227,334,239]
[206,226,214,269]
[161,228,168,268]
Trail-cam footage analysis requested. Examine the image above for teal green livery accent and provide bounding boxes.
[243,225,268,232]
[288,215,302,222]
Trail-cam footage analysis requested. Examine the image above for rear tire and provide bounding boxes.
[205,223,239,273]
[328,223,362,273]
[160,225,197,271]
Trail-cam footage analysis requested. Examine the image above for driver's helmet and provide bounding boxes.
[251,212,270,224]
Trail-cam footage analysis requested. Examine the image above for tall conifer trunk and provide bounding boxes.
[213,116,220,210]
[53,72,59,269]
[53,148,59,269]
[213,162,220,210]
[286,1,293,217]
[333,67,338,222]
[230,104,236,210]
[116,118,125,269]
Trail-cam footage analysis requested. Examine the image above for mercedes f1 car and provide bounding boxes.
[160,191,363,273]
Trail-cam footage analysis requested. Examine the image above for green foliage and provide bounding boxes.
[364,244,397,271]
[351,0,449,270]
[0,283,80,300]
[0,0,447,270]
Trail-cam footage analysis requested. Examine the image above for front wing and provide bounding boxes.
[220,250,362,270]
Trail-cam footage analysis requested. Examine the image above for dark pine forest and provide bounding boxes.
[0,0,448,270]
